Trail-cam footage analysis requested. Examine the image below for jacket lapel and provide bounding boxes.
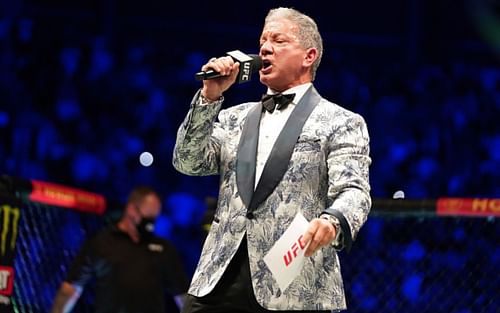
[248,86,322,212]
[236,102,262,209]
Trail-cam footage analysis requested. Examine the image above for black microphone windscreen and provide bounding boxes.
[248,54,263,71]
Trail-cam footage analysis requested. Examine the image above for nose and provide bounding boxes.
[259,40,272,56]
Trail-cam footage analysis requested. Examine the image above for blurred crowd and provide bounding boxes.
[1,15,498,204]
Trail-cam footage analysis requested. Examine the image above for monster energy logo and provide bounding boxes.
[1,205,20,256]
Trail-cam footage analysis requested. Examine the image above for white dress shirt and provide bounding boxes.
[255,83,312,188]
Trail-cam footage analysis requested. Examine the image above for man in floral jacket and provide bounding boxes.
[173,7,371,313]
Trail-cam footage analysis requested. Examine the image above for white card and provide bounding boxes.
[263,212,310,291]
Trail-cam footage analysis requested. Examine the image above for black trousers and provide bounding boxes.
[182,237,330,313]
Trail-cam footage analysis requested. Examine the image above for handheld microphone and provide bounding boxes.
[195,50,262,84]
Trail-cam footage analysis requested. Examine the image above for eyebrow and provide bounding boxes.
[260,32,288,42]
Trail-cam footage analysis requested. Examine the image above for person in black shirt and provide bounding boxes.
[51,186,189,313]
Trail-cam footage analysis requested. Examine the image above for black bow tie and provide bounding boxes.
[261,93,295,113]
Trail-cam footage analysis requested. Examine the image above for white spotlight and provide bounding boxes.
[139,151,154,167]
[393,190,405,199]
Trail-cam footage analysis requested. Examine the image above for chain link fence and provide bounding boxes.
[341,214,498,313]
[12,199,103,312]
[1,176,498,313]
[0,176,105,313]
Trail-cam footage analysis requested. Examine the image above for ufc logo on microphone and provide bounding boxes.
[241,62,251,81]
[283,235,306,267]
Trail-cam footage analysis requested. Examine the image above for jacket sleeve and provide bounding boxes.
[323,113,371,251]
[172,89,227,176]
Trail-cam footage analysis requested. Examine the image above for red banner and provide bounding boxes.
[437,198,500,217]
[29,180,106,215]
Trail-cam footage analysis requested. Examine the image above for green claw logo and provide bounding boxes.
[1,205,20,256]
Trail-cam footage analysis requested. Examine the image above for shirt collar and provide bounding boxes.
[266,82,312,105]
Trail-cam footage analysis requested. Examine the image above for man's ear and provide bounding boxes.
[303,47,318,68]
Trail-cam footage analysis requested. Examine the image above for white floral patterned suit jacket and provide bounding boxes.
[173,85,371,311]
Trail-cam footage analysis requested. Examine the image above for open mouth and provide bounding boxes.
[261,60,272,73]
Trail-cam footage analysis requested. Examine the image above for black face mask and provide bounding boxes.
[137,217,156,241]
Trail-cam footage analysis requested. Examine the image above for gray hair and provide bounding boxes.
[265,7,323,81]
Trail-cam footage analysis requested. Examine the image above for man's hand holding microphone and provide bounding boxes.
[195,50,262,101]
[201,56,240,101]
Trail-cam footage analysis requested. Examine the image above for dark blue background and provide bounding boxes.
[1,0,498,204]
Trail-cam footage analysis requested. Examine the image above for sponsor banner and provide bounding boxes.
[0,266,14,296]
[437,198,500,217]
[29,180,106,215]
[0,200,21,312]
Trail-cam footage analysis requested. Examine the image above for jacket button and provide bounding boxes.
[246,212,254,219]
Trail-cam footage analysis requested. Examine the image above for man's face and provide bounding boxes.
[259,18,310,91]
[132,193,162,224]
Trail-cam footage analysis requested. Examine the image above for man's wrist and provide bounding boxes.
[320,214,342,245]
[196,90,224,107]
[201,90,223,103]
